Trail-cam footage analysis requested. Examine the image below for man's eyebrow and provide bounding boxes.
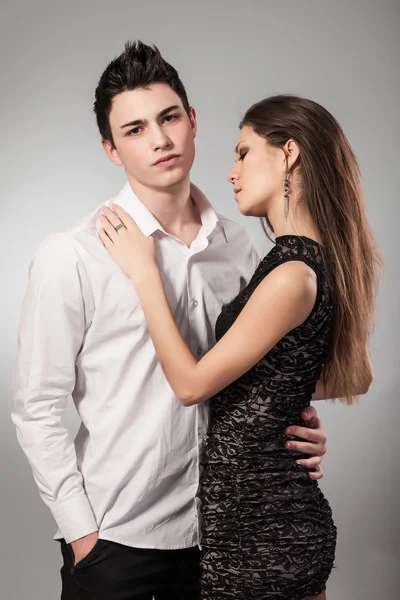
[120,105,181,129]
[159,105,181,118]
[120,118,146,129]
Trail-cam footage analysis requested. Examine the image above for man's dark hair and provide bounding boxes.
[94,40,191,147]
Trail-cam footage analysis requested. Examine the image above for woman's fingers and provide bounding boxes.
[99,228,112,248]
[99,213,119,242]
[102,206,125,231]
[112,204,138,230]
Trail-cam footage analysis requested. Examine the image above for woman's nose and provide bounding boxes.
[226,167,238,184]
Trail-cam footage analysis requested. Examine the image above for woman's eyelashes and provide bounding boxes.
[238,150,248,161]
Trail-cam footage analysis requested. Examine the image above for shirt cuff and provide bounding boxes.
[51,495,98,544]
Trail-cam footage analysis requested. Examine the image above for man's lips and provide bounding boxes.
[154,154,181,166]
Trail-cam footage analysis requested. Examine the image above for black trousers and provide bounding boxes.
[60,539,200,600]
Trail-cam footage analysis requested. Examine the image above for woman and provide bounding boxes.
[99,95,380,599]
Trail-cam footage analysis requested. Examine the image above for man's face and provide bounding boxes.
[103,83,197,192]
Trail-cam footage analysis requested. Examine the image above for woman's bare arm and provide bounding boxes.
[133,261,318,406]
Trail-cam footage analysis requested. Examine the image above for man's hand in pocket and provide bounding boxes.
[71,532,99,566]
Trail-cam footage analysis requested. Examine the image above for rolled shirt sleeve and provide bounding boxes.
[11,233,98,543]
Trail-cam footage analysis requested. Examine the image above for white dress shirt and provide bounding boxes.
[12,182,260,549]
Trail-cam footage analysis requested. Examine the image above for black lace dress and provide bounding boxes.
[199,235,337,600]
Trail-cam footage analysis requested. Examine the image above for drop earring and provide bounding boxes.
[283,167,290,220]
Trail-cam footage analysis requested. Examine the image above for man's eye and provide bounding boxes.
[128,127,141,136]
[163,115,178,122]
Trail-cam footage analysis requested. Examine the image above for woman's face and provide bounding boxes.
[227,125,286,217]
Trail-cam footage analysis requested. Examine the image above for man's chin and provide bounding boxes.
[156,168,191,189]
[128,168,191,194]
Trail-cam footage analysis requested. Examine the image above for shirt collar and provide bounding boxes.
[103,182,228,242]
[103,182,164,238]
[190,183,228,243]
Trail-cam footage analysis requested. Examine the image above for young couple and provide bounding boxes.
[12,41,380,600]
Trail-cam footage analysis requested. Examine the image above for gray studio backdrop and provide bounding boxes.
[1,0,399,598]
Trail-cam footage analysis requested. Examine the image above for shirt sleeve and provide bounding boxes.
[243,229,261,282]
[11,233,98,543]
[250,237,262,272]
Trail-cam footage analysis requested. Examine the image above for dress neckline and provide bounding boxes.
[275,234,322,247]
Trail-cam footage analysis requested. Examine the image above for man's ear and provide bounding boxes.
[189,107,197,139]
[101,139,123,167]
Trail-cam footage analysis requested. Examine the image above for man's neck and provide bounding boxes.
[128,174,202,246]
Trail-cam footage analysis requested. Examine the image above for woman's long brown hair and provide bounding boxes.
[241,95,382,403]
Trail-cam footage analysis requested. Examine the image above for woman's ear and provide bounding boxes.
[283,139,300,171]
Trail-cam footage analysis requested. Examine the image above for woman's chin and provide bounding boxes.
[238,202,258,217]
[237,199,251,216]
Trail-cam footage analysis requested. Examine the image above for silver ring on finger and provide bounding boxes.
[114,223,124,232]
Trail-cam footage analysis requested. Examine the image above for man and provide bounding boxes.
[12,41,327,600]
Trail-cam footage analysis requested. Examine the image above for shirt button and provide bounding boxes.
[193,300,199,307]
[197,348,203,356]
